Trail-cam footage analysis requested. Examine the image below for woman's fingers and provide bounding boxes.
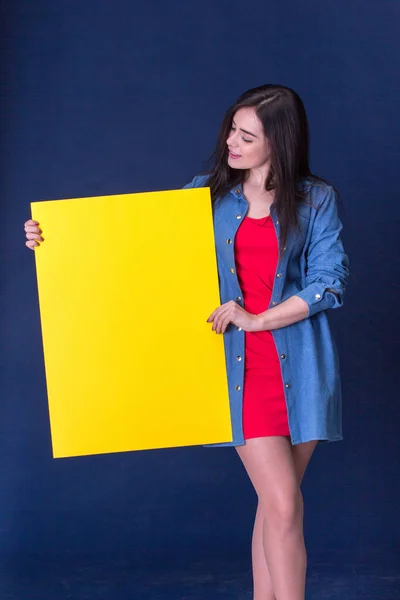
[24,220,39,230]
[25,225,42,234]
[24,220,43,247]
[211,307,222,331]
[25,232,42,241]
[220,314,233,334]
[213,305,232,333]
[208,301,238,333]
[207,306,220,322]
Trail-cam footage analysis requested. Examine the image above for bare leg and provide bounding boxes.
[251,501,276,600]
[236,437,317,600]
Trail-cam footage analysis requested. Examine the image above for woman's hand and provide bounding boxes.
[207,301,262,334]
[24,220,44,250]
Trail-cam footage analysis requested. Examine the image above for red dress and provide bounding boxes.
[234,214,290,439]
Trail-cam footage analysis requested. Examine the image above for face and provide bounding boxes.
[226,107,270,170]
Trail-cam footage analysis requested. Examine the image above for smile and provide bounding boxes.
[228,149,242,159]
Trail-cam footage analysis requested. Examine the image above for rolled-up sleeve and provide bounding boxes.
[295,187,349,318]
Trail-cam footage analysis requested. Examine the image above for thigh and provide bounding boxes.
[292,440,318,484]
[236,437,299,511]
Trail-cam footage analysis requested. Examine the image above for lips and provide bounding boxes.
[228,149,242,159]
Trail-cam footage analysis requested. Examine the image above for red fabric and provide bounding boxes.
[234,215,290,439]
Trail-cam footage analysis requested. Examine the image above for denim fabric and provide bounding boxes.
[183,175,349,447]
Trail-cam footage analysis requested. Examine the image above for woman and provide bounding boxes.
[24,84,349,600]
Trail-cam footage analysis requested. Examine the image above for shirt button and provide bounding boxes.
[236,296,242,302]
[280,354,286,359]
[236,355,242,361]
[276,273,282,278]
[235,385,241,391]
[236,214,242,220]
[282,246,287,251]
[315,293,321,300]
[272,301,277,306]
[230,268,235,274]
[237,327,242,331]
[235,188,240,194]
[285,383,291,389]
[275,220,279,225]
[226,238,232,244]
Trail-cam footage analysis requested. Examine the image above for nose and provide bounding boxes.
[227,129,238,147]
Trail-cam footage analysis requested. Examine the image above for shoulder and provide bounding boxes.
[298,178,338,211]
[182,174,210,189]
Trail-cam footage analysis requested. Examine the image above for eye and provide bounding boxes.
[242,137,252,143]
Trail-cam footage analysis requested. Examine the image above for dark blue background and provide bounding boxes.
[1,0,399,571]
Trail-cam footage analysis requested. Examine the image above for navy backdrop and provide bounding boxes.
[1,0,399,568]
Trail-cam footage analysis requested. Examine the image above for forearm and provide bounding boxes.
[257,295,309,331]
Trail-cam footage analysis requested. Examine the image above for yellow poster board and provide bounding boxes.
[31,187,232,458]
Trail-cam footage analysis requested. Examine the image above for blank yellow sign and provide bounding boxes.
[31,188,232,458]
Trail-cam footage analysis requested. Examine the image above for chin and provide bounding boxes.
[227,158,246,170]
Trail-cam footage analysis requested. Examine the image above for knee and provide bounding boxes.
[260,490,303,534]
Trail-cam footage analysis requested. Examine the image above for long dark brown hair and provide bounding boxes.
[206,84,323,247]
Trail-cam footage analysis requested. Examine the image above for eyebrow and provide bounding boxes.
[232,119,258,138]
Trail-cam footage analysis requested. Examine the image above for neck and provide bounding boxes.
[246,164,271,189]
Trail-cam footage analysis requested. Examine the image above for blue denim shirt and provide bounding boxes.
[184,175,349,447]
